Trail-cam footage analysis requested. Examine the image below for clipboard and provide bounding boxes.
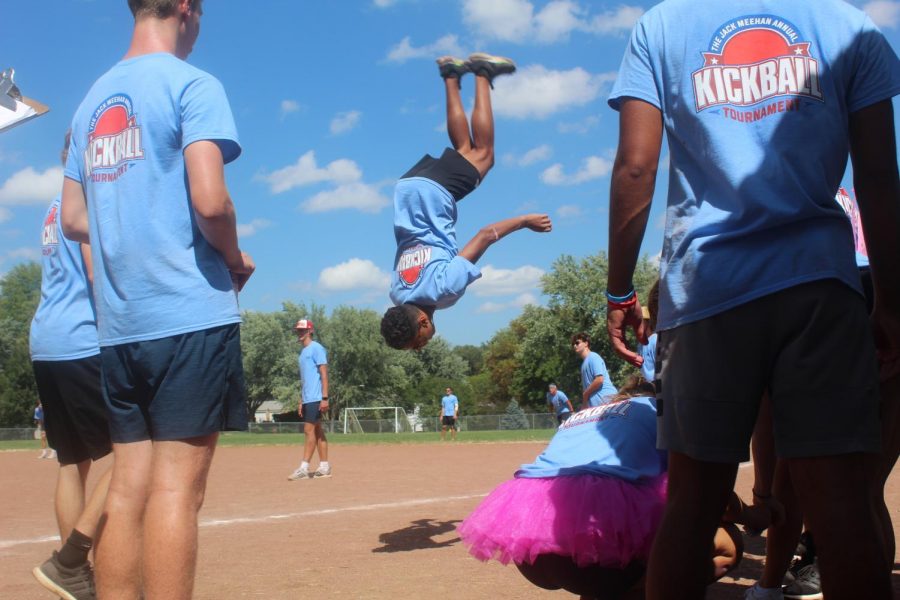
[0,68,49,133]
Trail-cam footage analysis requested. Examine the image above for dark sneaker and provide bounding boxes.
[782,563,822,600]
[467,53,516,87]
[437,56,470,81]
[32,551,96,600]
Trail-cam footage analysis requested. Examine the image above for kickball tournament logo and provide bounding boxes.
[692,15,824,122]
[397,244,432,286]
[84,94,144,182]
[41,206,59,255]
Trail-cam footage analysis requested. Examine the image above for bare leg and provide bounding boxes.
[788,453,891,599]
[73,466,113,540]
[303,422,317,462]
[759,460,802,588]
[875,374,900,564]
[142,434,218,600]
[645,452,737,600]
[315,423,328,462]
[440,425,447,441]
[462,75,495,179]
[95,441,153,600]
[55,460,90,541]
[444,78,472,153]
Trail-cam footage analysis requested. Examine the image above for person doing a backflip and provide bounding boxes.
[381,53,552,351]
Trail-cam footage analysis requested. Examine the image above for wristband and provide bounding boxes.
[605,287,635,302]
[607,292,638,310]
[322,396,329,400]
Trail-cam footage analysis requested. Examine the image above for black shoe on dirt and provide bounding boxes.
[32,551,96,600]
[467,53,516,88]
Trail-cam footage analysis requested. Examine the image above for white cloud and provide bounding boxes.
[477,293,539,313]
[259,151,362,194]
[237,218,273,238]
[0,207,11,223]
[492,65,615,119]
[587,5,644,34]
[541,155,613,185]
[462,0,642,43]
[280,99,302,118]
[556,204,585,218]
[0,166,63,206]
[863,1,900,27]
[373,0,398,7]
[300,182,390,214]
[470,264,545,296]
[557,115,600,134]
[385,34,464,63]
[318,258,390,292]
[503,144,552,167]
[330,110,362,135]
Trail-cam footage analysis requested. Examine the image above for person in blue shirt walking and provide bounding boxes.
[288,320,331,480]
[572,333,618,408]
[440,387,459,441]
[546,383,574,425]
[380,53,551,351]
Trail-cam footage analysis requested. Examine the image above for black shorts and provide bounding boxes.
[101,324,248,443]
[301,401,323,424]
[557,412,572,425]
[442,415,456,427]
[33,355,111,465]
[400,147,481,201]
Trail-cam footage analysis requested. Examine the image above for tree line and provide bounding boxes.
[0,253,657,427]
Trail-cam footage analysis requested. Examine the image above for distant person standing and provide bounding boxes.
[288,320,331,480]
[33,402,53,459]
[572,333,618,408]
[440,387,459,441]
[546,383,574,425]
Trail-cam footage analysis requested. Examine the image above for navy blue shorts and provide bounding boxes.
[33,355,111,465]
[301,401,323,424]
[400,147,481,201]
[100,324,248,443]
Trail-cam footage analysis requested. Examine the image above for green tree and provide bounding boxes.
[0,263,42,426]
[499,399,529,430]
[452,344,485,375]
[240,310,298,420]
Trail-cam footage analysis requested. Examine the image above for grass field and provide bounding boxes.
[0,428,556,451]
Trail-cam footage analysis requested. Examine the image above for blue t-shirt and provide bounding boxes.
[299,341,327,404]
[390,177,481,309]
[29,196,100,361]
[546,390,571,416]
[581,352,618,407]
[609,0,900,331]
[638,333,658,383]
[441,394,459,416]
[64,53,242,345]
[34,406,43,423]
[517,396,667,482]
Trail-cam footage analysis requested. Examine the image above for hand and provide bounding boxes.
[228,251,256,292]
[607,299,647,368]
[298,405,304,418]
[522,213,552,233]
[320,399,330,412]
[743,492,785,531]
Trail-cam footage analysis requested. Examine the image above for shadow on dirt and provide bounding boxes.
[373,518,462,553]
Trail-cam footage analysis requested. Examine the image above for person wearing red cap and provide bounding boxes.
[288,319,331,480]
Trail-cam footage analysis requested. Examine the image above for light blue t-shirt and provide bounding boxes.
[609,0,900,331]
[29,196,100,361]
[34,405,43,423]
[299,341,327,404]
[517,397,667,482]
[546,390,571,416]
[638,333,658,383]
[64,53,242,345]
[390,177,481,309]
[441,394,459,416]
[581,351,618,407]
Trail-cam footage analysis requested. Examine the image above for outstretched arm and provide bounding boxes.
[458,213,551,264]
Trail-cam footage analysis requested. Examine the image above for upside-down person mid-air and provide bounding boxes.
[380,53,552,351]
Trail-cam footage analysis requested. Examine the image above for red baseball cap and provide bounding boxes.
[293,319,314,331]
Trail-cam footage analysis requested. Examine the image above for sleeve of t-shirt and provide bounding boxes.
[588,354,604,379]
[64,123,84,183]
[558,391,568,401]
[608,15,661,112]
[314,344,327,366]
[846,17,900,113]
[436,256,482,301]
[181,74,242,164]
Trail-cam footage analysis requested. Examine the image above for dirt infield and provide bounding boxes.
[2,441,898,599]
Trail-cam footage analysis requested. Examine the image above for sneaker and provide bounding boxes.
[287,467,310,481]
[313,466,332,479]
[783,563,822,600]
[436,56,470,82]
[32,551,96,600]
[467,52,516,87]
[744,583,784,600]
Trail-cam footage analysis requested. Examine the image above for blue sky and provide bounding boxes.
[2,0,899,346]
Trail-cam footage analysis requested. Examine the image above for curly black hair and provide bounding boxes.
[381,304,420,349]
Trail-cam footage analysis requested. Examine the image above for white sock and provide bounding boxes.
[319,461,330,470]
[300,461,310,471]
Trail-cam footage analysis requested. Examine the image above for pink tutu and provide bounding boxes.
[458,473,667,568]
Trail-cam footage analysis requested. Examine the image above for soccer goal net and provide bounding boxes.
[342,407,413,434]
